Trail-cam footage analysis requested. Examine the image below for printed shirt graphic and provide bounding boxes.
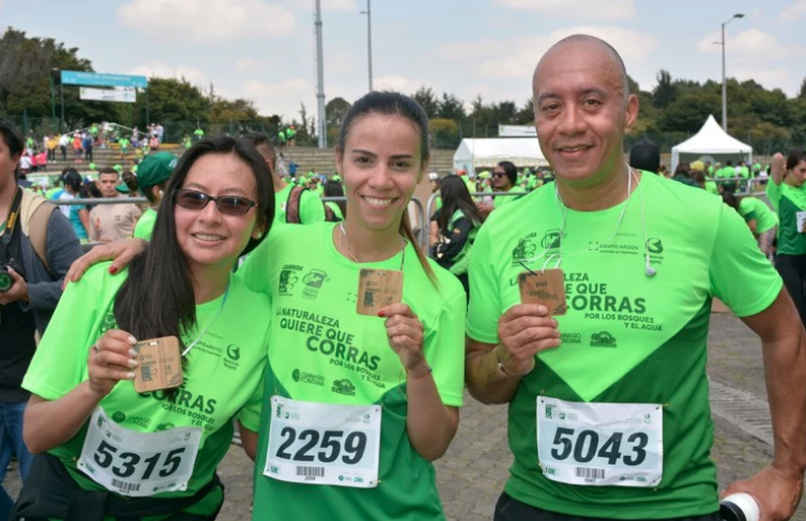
[22,263,270,519]
[238,223,466,521]
[766,181,806,255]
[273,184,326,226]
[466,172,782,519]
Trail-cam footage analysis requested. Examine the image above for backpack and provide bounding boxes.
[324,202,339,222]
[19,189,56,275]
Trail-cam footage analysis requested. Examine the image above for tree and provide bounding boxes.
[325,97,351,131]
[437,93,465,121]
[798,77,806,101]
[515,97,534,125]
[412,86,439,119]
[652,70,677,109]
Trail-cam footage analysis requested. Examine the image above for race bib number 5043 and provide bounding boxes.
[537,396,663,487]
[263,396,381,488]
[78,408,202,497]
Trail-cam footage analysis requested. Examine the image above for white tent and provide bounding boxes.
[453,138,547,176]
[498,124,536,137]
[671,115,753,172]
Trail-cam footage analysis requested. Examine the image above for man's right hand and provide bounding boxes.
[497,304,561,376]
[63,238,147,289]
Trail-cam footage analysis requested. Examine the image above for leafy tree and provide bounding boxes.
[325,97,351,131]
[437,93,465,121]
[652,70,677,109]
[799,77,806,101]
[412,86,439,119]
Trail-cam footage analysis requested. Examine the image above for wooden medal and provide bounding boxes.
[356,269,404,316]
[133,336,184,393]
[518,269,567,316]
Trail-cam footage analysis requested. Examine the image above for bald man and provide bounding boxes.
[465,35,805,521]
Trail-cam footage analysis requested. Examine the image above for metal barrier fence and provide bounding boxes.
[51,195,429,255]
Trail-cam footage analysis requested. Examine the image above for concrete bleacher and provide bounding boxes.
[41,145,457,178]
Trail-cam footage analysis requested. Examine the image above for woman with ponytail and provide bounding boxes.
[238,91,466,520]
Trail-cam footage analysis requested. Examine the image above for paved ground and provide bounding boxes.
[3,313,802,520]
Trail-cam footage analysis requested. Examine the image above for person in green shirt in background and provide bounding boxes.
[768,149,806,326]
[245,132,325,225]
[690,160,719,194]
[13,136,275,520]
[193,126,204,141]
[722,192,778,259]
[322,179,346,221]
[132,152,177,240]
[492,161,519,208]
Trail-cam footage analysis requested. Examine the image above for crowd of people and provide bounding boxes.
[0,33,805,521]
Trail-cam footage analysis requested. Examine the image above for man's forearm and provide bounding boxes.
[466,345,522,405]
[764,328,806,477]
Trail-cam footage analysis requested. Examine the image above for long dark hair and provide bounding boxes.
[337,91,437,285]
[437,175,483,233]
[114,136,274,348]
[323,180,346,217]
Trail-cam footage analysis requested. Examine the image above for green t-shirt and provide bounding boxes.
[325,201,344,221]
[238,223,466,521]
[466,172,782,519]
[433,195,442,212]
[22,263,271,519]
[194,128,204,138]
[766,180,806,255]
[133,207,157,240]
[273,184,326,225]
[738,196,778,235]
[739,166,750,179]
[704,178,719,195]
[45,188,61,200]
[119,138,130,149]
[494,187,519,208]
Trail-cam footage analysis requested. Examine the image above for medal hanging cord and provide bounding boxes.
[339,222,406,271]
[520,165,639,274]
[181,282,229,357]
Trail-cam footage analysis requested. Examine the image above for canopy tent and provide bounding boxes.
[671,115,753,172]
[453,138,547,176]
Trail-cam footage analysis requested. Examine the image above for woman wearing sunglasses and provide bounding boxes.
[13,136,274,520]
[64,93,467,520]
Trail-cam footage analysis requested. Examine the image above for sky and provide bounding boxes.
[2,0,805,122]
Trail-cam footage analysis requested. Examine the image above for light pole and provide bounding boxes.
[359,0,373,92]
[48,69,58,131]
[720,13,744,131]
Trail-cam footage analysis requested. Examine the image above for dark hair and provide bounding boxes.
[336,91,437,285]
[690,171,706,188]
[0,119,24,174]
[497,161,518,186]
[122,171,138,193]
[114,136,275,363]
[726,160,733,167]
[98,167,119,178]
[674,162,690,178]
[722,192,739,212]
[437,175,483,233]
[629,139,660,174]
[63,170,82,192]
[243,132,276,170]
[786,148,806,171]
[323,180,346,217]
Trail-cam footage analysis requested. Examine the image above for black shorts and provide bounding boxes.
[493,492,720,521]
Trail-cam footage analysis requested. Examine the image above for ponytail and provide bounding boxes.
[400,212,439,288]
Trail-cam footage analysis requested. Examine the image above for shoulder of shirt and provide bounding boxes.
[228,271,271,309]
[267,220,327,246]
[643,171,723,215]
[481,183,553,230]
[69,261,127,294]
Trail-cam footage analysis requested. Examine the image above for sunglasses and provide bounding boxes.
[493,172,506,178]
[174,189,257,216]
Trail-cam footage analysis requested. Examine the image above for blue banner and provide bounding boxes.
[61,71,148,88]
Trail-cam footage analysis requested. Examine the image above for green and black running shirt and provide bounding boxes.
[238,222,466,520]
[766,180,806,255]
[467,172,782,519]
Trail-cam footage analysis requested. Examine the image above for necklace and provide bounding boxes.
[181,282,229,357]
[339,222,407,269]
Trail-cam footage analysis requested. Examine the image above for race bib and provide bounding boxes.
[537,396,663,487]
[797,211,806,233]
[264,396,381,488]
[78,408,202,497]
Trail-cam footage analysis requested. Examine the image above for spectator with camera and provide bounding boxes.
[0,119,82,519]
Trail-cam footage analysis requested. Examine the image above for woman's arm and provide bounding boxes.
[24,330,137,453]
[238,424,259,462]
[771,152,785,186]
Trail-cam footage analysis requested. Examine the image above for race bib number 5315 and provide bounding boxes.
[537,396,663,487]
[263,396,381,488]
[78,408,202,497]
